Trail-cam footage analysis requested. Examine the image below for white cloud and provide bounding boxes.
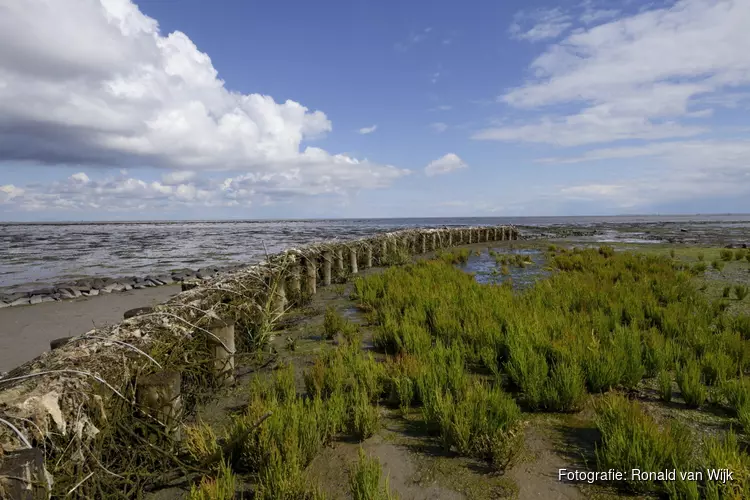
[0,0,408,207]
[509,8,573,42]
[483,0,750,146]
[424,153,467,177]
[580,8,619,25]
[0,185,24,203]
[161,170,196,185]
[430,105,452,111]
[358,125,377,135]
[430,122,448,133]
[550,138,750,208]
[1,155,412,212]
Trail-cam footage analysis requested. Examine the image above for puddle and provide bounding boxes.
[461,248,550,290]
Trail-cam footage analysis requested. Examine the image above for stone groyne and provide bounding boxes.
[0,266,243,308]
[0,224,518,498]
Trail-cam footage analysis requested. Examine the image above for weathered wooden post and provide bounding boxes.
[322,250,332,286]
[468,228,473,244]
[447,230,453,247]
[421,233,427,253]
[304,256,317,295]
[431,232,437,251]
[380,239,388,265]
[335,248,344,278]
[349,246,358,274]
[484,228,490,242]
[272,276,287,316]
[209,320,235,385]
[365,244,373,268]
[288,259,301,302]
[137,370,183,436]
[0,448,48,499]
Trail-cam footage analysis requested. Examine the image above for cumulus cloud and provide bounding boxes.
[358,125,377,135]
[0,0,409,211]
[481,0,750,146]
[424,153,467,177]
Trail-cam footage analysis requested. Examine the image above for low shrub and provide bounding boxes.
[594,394,697,497]
[720,249,734,261]
[349,448,398,500]
[735,285,748,301]
[189,460,236,500]
[657,370,672,402]
[676,358,707,408]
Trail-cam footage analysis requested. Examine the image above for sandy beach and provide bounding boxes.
[0,285,180,373]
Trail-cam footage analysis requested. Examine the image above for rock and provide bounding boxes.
[29,295,45,305]
[59,289,76,299]
[133,284,146,290]
[11,297,30,306]
[0,301,9,309]
[84,289,100,297]
[111,283,125,292]
[157,275,174,285]
[7,292,29,301]
[91,278,106,289]
[75,280,92,292]
[123,284,133,291]
[30,287,55,296]
[144,280,158,287]
[40,296,55,303]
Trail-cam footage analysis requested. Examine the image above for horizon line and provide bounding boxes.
[1,213,750,225]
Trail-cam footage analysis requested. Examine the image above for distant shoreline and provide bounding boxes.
[2,213,750,225]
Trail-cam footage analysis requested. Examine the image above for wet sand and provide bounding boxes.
[0,285,180,373]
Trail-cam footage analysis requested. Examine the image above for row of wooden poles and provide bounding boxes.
[136,225,519,435]
[2,225,518,499]
[272,224,519,312]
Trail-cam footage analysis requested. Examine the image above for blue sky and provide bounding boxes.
[1,0,749,221]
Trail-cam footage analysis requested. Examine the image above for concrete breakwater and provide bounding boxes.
[0,265,242,308]
[0,224,518,498]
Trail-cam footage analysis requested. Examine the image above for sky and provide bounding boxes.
[1,0,749,221]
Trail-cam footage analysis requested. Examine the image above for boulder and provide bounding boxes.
[0,301,9,309]
[11,297,30,307]
[29,295,45,305]
[7,292,29,301]
[58,289,76,299]
[157,275,174,285]
[123,284,133,291]
[84,289,100,297]
[111,283,126,292]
